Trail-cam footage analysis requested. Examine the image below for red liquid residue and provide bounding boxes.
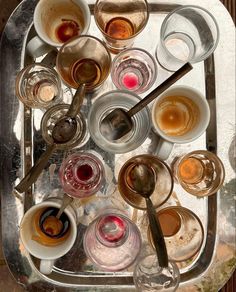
[56,19,80,43]
[122,73,139,89]
[99,215,127,243]
[77,164,93,181]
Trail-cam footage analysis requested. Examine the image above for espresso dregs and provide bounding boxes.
[154,95,200,136]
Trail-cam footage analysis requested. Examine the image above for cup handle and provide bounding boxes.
[40,259,55,275]
[26,36,54,59]
[155,139,174,160]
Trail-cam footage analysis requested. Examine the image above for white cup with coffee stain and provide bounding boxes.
[151,85,210,160]
[20,198,77,275]
[27,0,91,58]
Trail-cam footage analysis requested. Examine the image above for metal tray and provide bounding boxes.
[0,0,235,291]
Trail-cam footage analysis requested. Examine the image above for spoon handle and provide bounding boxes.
[56,194,74,219]
[128,62,193,117]
[67,84,86,118]
[15,144,56,193]
[146,197,169,268]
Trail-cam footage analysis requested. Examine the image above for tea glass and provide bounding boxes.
[151,85,210,160]
[111,48,158,94]
[147,206,204,262]
[94,0,149,53]
[27,0,91,58]
[156,5,219,71]
[15,63,63,109]
[118,154,174,210]
[133,253,180,292]
[20,198,77,275]
[83,209,142,271]
[59,152,105,198]
[173,150,225,197]
[88,90,151,153]
[56,35,111,91]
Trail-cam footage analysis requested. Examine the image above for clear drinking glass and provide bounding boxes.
[83,209,142,271]
[15,63,62,109]
[94,0,149,53]
[56,35,111,90]
[156,5,219,71]
[133,253,180,292]
[88,90,151,153]
[173,150,225,197]
[147,206,204,262]
[59,152,105,198]
[111,48,157,94]
[118,154,174,209]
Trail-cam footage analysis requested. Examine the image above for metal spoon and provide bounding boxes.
[100,62,193,141]
[55,193,74,220]
[129,163,169,268]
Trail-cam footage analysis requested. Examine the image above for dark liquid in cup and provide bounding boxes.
[105,17,134,39]
[56,19,80,43]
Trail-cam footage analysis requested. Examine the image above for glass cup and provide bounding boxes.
[156,5,219,71]
[88,90,151,153]
[118,154,174,210]
[133,253,180,292]
[41,104,87,150]
[56,35,111,90]
[94,0,149,54]
[111,48,157,94]
[59,152,105,198]
[173,150,225,197]
[147,206,204,262]
[15,63,63,109]
[83,209,142,271]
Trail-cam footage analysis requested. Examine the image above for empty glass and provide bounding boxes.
[156,5,219,71]
[83,209,142,271]
[88,90,151,153]
[147,206,204,262]
[173,150,225,197]
[118,154,174,209]
[111,48,157,94]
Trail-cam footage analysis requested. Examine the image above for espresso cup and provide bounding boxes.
[151,85,210,160]
[20,199,77,275]
[27,0,91,58]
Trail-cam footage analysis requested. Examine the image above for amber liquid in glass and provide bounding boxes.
[105,17,134,39]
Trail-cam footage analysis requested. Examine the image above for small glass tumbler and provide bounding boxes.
[41,104,87,150]
[156,5,219,71]
[15,63,62,109]
[111,48,157,94]
[173,150,225,197]
[147,206,204,262]
[94,0,149,54]
[88,90,151,153]
[118,154,174,209]
[56,35,111,90]
[133,253,180,292]
[59,152,105,198]
[83,210,142,271]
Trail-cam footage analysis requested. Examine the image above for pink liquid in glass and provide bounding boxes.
[122,72,139,90]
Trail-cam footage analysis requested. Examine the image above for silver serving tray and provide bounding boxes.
[0,0,235,291]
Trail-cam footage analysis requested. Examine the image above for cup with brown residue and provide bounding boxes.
[151,85,210,160]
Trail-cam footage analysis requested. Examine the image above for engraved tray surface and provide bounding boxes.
[0,0,235,291]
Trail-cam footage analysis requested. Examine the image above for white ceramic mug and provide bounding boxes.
[20,198,77,275]
[27,0,91,58]
[151,85,210,160]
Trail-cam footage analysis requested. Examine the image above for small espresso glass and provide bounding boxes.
[56,35,111,91]
[94,0,149,54]
[147,206,204,262]
[59,152,105,198]
[118,154,174,210]
[173,150,225,197]
[111,48,157,94]
[88,90,151,153]
[156,5,219,71]
[83,209,142,271]
[15,63,62,109]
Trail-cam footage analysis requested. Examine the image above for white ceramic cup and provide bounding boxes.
[27,0,91,58]
[151,85,210,160]
[20,199,77,275]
